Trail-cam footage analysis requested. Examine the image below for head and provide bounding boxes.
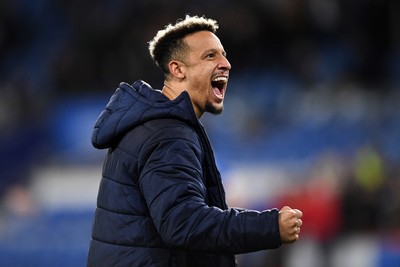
[148,15,231,117]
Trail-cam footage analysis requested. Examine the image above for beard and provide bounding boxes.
[205,100,224,115]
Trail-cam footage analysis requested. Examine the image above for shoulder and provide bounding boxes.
[143,118,201,149]
[142,118,198,141]
[119,118,201,153]
[136,119,204,174]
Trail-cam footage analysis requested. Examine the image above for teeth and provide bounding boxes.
[212,76,227,83]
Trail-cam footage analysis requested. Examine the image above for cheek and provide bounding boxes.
[185,64,214,93]
[190,72,210,91]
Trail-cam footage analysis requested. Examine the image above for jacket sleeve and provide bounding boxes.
[138,124,282,254]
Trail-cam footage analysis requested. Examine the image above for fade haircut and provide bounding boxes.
[148,15,219,78]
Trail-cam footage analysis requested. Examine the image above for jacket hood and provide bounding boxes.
[92,80,197,149]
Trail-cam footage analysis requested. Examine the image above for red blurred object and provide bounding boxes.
[276,178,342,242]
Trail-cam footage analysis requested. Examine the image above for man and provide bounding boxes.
[87,15,302,267]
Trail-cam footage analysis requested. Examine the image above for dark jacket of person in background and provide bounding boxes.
[87,80,281,267]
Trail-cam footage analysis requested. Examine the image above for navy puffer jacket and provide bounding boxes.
[87,80,281,267]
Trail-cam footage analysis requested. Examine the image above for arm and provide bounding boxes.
[138,126,282,254]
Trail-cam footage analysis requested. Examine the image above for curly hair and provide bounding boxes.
[148,15,219,77]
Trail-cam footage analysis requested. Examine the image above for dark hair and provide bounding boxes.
[148,15,218,77]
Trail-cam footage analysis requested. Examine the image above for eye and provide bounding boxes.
[206,53,215,59]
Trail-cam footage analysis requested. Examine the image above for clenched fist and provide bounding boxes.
[278,206,303,244]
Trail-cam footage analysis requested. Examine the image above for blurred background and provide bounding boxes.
[1,0,400,266]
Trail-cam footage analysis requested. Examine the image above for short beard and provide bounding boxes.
[205,100,223,115]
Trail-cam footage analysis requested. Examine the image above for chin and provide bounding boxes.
[205,101,224,115]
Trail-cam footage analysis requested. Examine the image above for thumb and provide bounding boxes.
[280,206,292,212]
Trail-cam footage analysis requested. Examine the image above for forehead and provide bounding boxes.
[183,31,224,54]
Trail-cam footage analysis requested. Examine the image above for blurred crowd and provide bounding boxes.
[1,0,400,266]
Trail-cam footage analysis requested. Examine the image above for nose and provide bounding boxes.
[218,56,231,71]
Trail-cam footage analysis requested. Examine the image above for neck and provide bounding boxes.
[162,82,202,118]
[162,83,181,100]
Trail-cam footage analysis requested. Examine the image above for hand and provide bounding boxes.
[278,206,303,244]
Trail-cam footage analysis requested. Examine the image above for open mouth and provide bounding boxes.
[211,76,228,99]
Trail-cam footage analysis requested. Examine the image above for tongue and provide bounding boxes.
[212,86,222,96]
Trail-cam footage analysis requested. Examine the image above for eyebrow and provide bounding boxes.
[202,48,227,57]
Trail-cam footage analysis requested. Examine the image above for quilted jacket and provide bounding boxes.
[87,80,282,267]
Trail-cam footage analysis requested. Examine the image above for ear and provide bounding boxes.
[168,60,186,79]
